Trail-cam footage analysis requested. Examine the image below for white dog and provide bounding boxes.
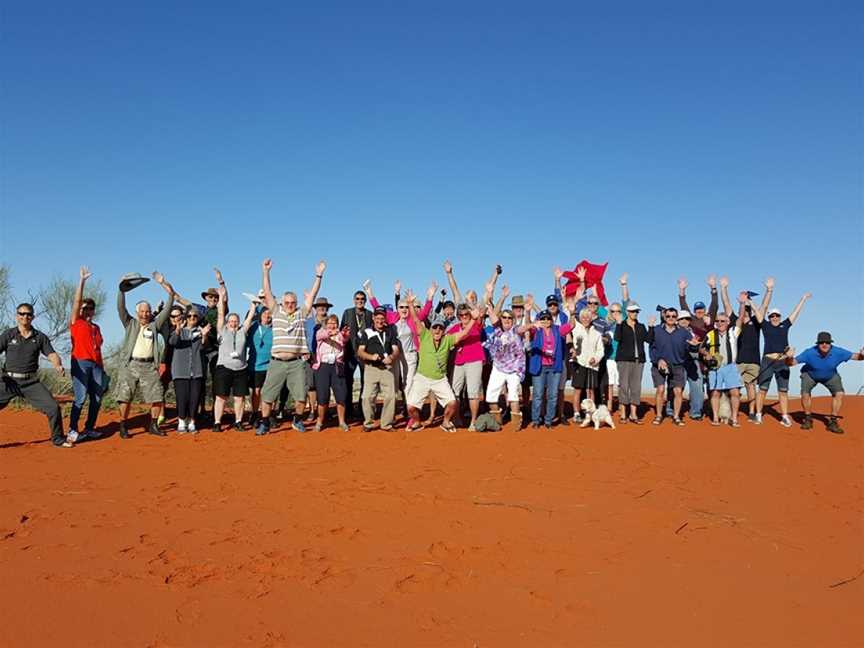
[580,398,616,430]
[716,392,732,424]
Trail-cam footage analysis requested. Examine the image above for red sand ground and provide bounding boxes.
[1,396,862,647]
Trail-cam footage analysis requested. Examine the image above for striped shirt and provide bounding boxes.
[271,306,308,357]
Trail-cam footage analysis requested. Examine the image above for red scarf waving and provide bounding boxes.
[562,261,609,305]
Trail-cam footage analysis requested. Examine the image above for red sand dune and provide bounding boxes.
[1,397,862,647]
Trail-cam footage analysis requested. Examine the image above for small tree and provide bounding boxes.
[0,264,13,330]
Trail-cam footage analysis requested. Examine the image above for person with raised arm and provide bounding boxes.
[701,310,744,427]
[404,291,481,432]
[526,305,574,429]
[678,275,719,339]
[67,266,106,443]
[212,284,255,432]
[484,284,532,426]
[0,302,67,446]
[785,334,864,434]
[753,290,812,427]
[255,258,325,436]
[168,306,211,433]
[614,285,649,424]
[115,271,176,439]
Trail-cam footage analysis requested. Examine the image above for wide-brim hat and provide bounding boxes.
[816,331,833,344]
[510,295,525,307]
[313,297,334,308]
[119,273,150,292]
[677,310,692,320]
[201,287,219,299]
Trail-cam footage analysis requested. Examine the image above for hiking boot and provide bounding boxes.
[255,421,269,437]
[148,421,167,437]
[800,415,813,430]
[826,417,844,434]
[119,423,131,439]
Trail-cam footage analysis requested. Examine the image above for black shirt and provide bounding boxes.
[358,325,398,369]
[0,327,55,373]
[736,318,762,364]
[761,318,792,355]
[614,321,649,363]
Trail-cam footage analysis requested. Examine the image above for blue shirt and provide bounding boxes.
[305,314,326,354]
[650,326,693,365]
[795,346,853,382]
[762,318,792,355]
[247,322,273,372]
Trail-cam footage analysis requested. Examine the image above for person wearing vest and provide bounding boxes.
[357,306,401,431]
[115,271,176,439]
[255,258,325,436]
[701,313,743,427]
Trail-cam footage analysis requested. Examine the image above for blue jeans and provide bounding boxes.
[70,358,105,431]
[531,366,560,425]
[686,364,704,419]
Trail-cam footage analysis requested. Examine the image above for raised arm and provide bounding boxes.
[418,282,436,321]
[707,275,719,321]
[71,266,91,325]
[619,273,630,305]
[758,277,774,320]
[216,284,227,333]
[719,276,732,317]
[117,282,132,326]
[484,264,502,305]
[788,292,811,324]
[301,260,326,317]
[393,279,401,309]
[678,277,690,312]
[488,285,509,326]
[262,258,276,311]
[553,266,565,302]
[242,299,256,332]
[406,290,425,332]
[443,260,463,304]
[214,267,227,306]
[151,271,176,329]
[450,306,482,345]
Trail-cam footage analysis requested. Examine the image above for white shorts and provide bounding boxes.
[485,366,522,403]
[605,359,619,387]
[452,361,483,399]
[407,373,456,410]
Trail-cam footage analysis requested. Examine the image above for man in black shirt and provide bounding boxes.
[340,290,373,421]
[357,307,400,431]
[0,303,67,447]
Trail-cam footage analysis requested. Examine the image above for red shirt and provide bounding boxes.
[70,318,104,365]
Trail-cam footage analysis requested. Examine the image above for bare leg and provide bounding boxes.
[150,403,161,423]
[672,387,683,419]
[654,387,665,418]
[832,392,844,416]
[306,391,317,421]
[119,401,132,422]
[468,398,480,427]
[408,405,422,426]
[424,394,438,426]
[489,404,501,425]
[317,404,328,426]
[778,391,789,416]
[336,403,346,426]
[442,401,458,426]
[233,396,244,423]
[756,388,767,415]
[214,396,226,425]
[571,388,582,419]
[710,391,721,423]
[801,392,812,415]
[730,390,740,421]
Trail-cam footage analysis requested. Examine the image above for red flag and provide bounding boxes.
[562,261,609,305]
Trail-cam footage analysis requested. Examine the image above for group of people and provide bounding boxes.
[1,261,861,447]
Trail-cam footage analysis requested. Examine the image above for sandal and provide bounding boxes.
[652,416,663,426]
[440,421,457,433]
[673,417,685,427]
[710,420,721,427]
[629,416,643,425]
[730,420,741,428]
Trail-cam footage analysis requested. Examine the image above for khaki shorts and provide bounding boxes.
[261,357,307,404]
[407,373,456,410]
[738,363,759,385]
[452,361,483,399]
[116,361,164,404]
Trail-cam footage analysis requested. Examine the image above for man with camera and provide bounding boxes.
[701,304,745,427]
[357,306,400,431]
[647,307,702,426]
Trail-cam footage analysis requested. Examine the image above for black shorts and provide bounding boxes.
[314,363,347,404]
[213,365,249,398]
[253,370,268,389]
[651,364,686,389]
[571,362,601,389]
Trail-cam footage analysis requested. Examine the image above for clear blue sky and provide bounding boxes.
[2,1,862,392]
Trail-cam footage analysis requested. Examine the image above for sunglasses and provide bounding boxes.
[170,314,184,319]
[610,309,621,314]
[716,320,729,323]
[82,305,95,311]
[398,306,408,310]
[539,317,552,321]
[588,301,600,306]
[354,297,366,302]
[664,315,677,319]
[187,314,200,319]
[283,301,297,306]
[17,311,34,317]
[769,314,781,318]
[458,313,471,318]
[818,341,831,345]
[501,316,513,320]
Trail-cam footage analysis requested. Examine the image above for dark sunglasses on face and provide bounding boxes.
[501,316,513,320]
[588,301,599,306]
[769,314,781,318]
[187,314,199,320]
[17,311,34,317]
[610,309,621,314]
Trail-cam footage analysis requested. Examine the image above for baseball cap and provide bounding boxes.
[816,331,833,344]
[693,301,706,311]
[545,294,559,305]
[373,306,387,315]
[538,309,552,320]
[429,316,447,329]
[626,302,641,312]
[768,308,781,316]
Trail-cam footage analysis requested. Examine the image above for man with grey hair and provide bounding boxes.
[116,271,176,438]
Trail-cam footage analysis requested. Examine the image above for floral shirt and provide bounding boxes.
[483,327,526,379]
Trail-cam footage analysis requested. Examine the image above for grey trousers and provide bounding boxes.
[0,376,64,442]
[362,365,396,428]
[617,361,644,406]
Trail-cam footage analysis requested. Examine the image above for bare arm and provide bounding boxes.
[216,285,227,333]
[619,273,630,304]
[719,276,732,317]
[213,267,227,304]
[758,277,774,320]
[71,266,91,325]
[262,258,276,311]
[443,260,463,304]
[242,300,255,332]
[406,290,425,333]
[788,292,811,324]
[151,271,176,329]
[302,260,326,317]
[450,307,482,345]
[678,277,690,312]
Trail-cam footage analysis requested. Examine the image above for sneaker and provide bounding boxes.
[177,419,188,433]
[752,413,763,425]
[571,414,582,424]
[747,413,758,423]
[187,421,198,434]
[780,415,792,428]
[340,422,350,432]
[148,421,167,437]
[826,417,844,434]
[314,422,322,433]
[255,421,269,436]
[292,420,306,433]
[119,423,131,439]
[234,421,246,432]
[67,429,80,444]
[800,415,813,430]
[54,436,70,448]
[380,424,394,431]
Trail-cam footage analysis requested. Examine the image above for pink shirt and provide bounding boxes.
[313,327,350,370]
[447,320,485,365]
[369,297,432,350]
